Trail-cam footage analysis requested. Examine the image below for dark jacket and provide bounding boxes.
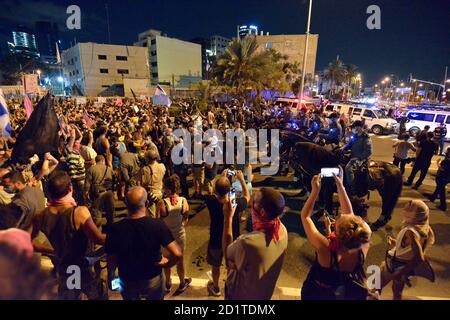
[344,132,373,160]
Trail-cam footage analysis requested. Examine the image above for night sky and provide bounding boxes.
[0,0,449,85]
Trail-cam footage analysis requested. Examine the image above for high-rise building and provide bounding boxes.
[255,34,319,76]
[190,37,212,80]
[210,35,230,57]
[135,29,202,88]
[191,35,230,79]
[237,24,259,38]
[35,21,59,64]
[9,25,40,58]
[61,42,149,96]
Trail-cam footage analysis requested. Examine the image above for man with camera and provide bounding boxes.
[203,169,250,297]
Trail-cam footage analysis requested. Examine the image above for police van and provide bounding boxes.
[405,109,450,140]
[275,98,316,116]
[324,103,398,135]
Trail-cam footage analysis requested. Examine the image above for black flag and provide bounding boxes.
[12,94,59,160]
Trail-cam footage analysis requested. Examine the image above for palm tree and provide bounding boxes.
[324,58,348,96]
[344,64,358,98]
[211,36,261,97]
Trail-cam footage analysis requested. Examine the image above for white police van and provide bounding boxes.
[405,110,450,140]
[324,103,398,135]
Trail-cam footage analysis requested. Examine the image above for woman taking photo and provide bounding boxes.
[300,167,372,300]
[156,174,192,295]
[379,199,435,300]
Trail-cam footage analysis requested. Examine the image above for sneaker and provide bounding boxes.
[173,278,192,296]
[403,181,412,186]
[412,185,419,190]
[207,281,221,297]
[437,205,447,212]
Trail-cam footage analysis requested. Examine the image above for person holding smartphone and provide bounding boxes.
[300,167,373,300]
[203,169,250,297]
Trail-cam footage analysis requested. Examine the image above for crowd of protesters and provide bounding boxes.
[0,93,446,300]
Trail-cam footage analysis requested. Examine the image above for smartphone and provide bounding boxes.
[111,278,121,291]
[229,189,237,208]
[320,167,340,178]
[228,170,236,177]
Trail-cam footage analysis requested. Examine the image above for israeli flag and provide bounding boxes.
[0,89,12,139]
[154,84,167,96]
[153,84,171,106]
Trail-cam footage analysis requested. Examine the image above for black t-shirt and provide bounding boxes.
[438,158,450,180]
[204,195,247,249]
[417,140,439,164]
[105,216,174,282]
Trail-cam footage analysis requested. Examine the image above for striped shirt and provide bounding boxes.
[65,149,86,181]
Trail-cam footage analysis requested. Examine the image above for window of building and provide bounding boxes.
[151,39,156,45]
[116,56,128,61]
[117,69,129,74]
[151,50,157,56]
[100,68,109,74]
[76,70,79,75]
[435,115,445,123]
[75,57,78,62]
[151,62,157,67]
[152,72,158,78]
[98,54,107,60]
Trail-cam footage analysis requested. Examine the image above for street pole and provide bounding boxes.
[106,3,112,44]
[299,0,313,102]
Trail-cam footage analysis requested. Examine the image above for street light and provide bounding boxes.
[299,0,313,102]
[400,82,405,87]
[36,69,42,85]
[385,77,390,82]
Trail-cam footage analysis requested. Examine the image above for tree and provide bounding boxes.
[211,37,289,100]
[344,64,359,98]
[324,58,348,97]
[0,53,50,85]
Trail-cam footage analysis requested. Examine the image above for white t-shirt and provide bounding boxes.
[225,225,288,300]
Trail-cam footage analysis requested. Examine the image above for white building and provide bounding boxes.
[134,29,202,88]
[61,42,149,96]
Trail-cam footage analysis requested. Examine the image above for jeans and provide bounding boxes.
[345,159,360,195]
[407,161,431,187]
[438,138,446,155]
[393,157,408,175]
[431,174,448,209]
[121,273,165,300]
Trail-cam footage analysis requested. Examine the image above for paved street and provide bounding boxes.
[159,134,450,300]
[40,134,450,300]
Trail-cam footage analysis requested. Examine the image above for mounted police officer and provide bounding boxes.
[341,120,373,196]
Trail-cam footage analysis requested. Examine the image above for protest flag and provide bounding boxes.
[0,89,12,139]
[24,94,33,120]
[83,111,94,128]
[12,94,59,160]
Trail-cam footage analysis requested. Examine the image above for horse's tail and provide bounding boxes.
[378,163,403,226]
